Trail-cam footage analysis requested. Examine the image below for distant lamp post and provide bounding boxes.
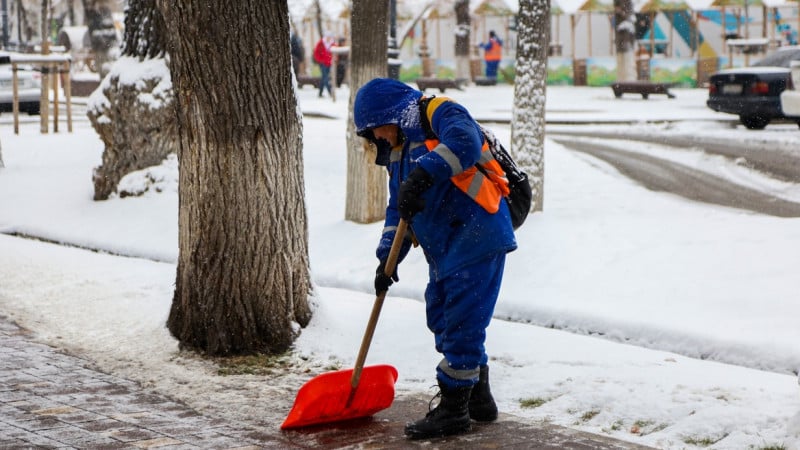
[1,0,8,49]
[419,19,433,77]
[388,0,401,79]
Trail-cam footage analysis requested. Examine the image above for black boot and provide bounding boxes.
[404,381,472,440]
[469,365,498,422]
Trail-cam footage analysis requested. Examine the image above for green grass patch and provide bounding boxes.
[580,409,600,422]
[683,433,728,447]
[602,419,624,432]
[519,397,549,408]
[630,419,670,435]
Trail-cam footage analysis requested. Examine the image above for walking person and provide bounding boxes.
[290,30,305,81]
[477,30,503,79]
[313,31,335,97]
[353,78,517,439]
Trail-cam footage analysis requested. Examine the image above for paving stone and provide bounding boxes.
[0,314,655,449]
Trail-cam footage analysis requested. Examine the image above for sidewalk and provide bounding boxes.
[1,315,651,449]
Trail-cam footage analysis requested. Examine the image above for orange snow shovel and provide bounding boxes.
[281,220,408,430]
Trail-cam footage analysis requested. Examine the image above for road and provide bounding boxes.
[550,131,800,218]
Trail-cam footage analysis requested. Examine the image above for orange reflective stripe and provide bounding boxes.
[479,159,511,197]
[422,138,509,213]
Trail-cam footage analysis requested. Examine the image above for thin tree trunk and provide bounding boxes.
[314,0,323,39]
[511,0,549,213]
[615,0,636,81]
[345,0,389,224]
[84,0,118,77]
[40,0,50,53]
[454,0,471,80]
[159,0,312,356]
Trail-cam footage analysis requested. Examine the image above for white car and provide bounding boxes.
[0,53,42,115]
[780,60,800,117]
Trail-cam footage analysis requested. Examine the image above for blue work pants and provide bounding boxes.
[425,252,506,388]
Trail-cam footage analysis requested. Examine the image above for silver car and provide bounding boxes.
[0,53,42,115]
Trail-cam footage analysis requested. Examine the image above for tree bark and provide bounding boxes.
[87,0,175,201]
[615,0,636,81]
[454,0,471,80]
[511,0,549,213]
[159,0,312,356]
[345,0,389,224]
[121,0,167,59]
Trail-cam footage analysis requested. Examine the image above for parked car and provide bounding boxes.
[706,46,800,129]
[0,52,42,115]
[779,60,800,117]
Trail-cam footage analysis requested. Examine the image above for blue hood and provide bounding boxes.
[354,78,424,140]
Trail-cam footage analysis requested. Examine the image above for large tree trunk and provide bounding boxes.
[615,0,636,81]
[159,0,312,356]
[510,0,549,213]
[454,0,471,80]
[87,0,175,201]
[345,0,389,224]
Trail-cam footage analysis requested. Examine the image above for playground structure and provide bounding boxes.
[290,0,800,87]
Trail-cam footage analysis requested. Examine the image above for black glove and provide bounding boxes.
[375,259,400,295]
[397,167,434,221]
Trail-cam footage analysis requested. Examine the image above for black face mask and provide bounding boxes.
[374,138,392,166]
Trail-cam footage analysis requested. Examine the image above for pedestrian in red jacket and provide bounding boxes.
[313,31,335,98]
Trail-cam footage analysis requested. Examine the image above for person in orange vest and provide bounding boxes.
[354,78,517,440]
[477,30,503,79]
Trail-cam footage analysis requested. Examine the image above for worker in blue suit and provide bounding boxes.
[354,78,517,440]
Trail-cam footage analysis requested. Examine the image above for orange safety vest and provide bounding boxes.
[421,99,510,214]
[484,38,502,62]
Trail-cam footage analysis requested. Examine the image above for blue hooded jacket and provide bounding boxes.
[354,78,517,280]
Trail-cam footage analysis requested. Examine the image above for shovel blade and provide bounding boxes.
[281,364,398,430]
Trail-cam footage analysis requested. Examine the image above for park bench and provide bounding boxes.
[416,77,467,93]
[474,77,498,86]
[296,75,321,89]
[610,81,676,99]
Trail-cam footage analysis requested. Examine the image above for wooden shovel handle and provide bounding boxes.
[350,219,408,390]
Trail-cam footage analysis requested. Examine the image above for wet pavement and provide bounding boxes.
[1,315,652,449]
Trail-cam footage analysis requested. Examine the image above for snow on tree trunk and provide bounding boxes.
[345,0,389,224]
[454,0,471,81]
[615,0,636,81]
[87,0,175,201]
[159,0,312,356]
[511,0,549,213]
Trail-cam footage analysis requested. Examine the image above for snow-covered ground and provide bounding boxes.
[1,84,799,449]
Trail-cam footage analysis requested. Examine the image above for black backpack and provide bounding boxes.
[419,97,532,230]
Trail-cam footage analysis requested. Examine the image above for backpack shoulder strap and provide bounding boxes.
[418,95,453,140]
